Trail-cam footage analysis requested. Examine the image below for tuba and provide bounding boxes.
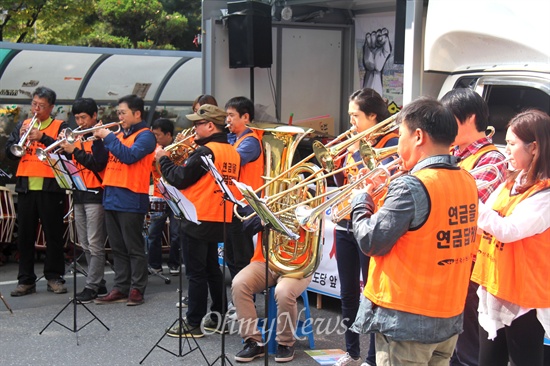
[253,125,326,279]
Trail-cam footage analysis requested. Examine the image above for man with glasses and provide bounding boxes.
[156,104,241,337]
[92,94,156,306]
[6,86,69,296]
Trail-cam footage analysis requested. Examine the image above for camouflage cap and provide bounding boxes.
[186,104,227,125]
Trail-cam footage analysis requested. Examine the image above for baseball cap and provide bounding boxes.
[186,104,227,125]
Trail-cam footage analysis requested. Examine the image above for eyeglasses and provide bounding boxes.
[193,121,210,128]
[116,109,133,116]
[31,102,51,110]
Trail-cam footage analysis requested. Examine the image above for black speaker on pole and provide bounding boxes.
[394,0,406,65]
[227,0,273,69]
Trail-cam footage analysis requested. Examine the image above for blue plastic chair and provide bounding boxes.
[258,287,315,355]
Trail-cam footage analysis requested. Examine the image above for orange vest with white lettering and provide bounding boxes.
[181,142,241,222]
[74,139,104,189]
[471,179,550,308]
[233,130,264,200]
[103,128,155,194]
[16,119,64,178]
[364,167,478,318]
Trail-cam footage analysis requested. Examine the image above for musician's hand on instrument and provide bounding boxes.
[93,127,110,140]
[59,139,75,154]
[28,127,43,142]
[155,148,168,162]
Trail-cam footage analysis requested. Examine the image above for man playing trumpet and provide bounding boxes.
[6,86,69,296]
[441,88,507,366]
[58,98,109,303]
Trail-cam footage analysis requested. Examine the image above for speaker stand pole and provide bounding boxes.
[250,67,255,103]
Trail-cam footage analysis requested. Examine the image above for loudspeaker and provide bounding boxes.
[227,0,273,69]
[394,0,406,65]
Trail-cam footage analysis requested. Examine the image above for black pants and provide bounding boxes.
[479,309,545,366]
[451,279,480,366]
[225,213,255,280]
[17,191,66,284]
[182,230,226,326]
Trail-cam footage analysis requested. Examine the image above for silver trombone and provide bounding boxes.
[66,121,122,143]
[10,113,40,157]
[470,158,510,190]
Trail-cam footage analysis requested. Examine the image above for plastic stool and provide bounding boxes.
[258,287,315,354]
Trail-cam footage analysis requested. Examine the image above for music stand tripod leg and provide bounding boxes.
[39,193,109,342]
[209,197,234,366]
[140,215,209,365]
[0,290,14,314]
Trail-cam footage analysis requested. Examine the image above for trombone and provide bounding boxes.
[469,158,510,190]
[296,157,403,232]
[10,113,40,157]
[66,121,123,143]
[313,113,399,172]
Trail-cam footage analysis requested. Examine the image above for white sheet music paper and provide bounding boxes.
[200,155,245,207]
[156,178,200,224]
[47,154,88,191]
[232,179,299,240]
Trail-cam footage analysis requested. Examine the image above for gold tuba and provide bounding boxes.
[253,125,326,279]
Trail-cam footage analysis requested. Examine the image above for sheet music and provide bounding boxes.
[156,178,200,224]
[232,180,299,240]
[201,155,245,207]
[46,154,88,191]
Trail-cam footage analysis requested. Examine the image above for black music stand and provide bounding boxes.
[39,154,109,343]
[140,178,209,365]
[233,180,299,366]
[201,155,246,366]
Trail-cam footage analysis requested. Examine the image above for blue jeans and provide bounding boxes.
[146,208,181,269]
[336,229,376,363]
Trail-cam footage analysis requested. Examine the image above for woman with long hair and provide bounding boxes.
[471,109,550,366]
[333,88,397,366]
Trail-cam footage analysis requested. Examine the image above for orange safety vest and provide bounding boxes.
[233,130,264,200]
[103,128,155,194]
[181,142,241,222]
[74,139,104,189]
[16,119,64,178]
[456,144,500,172]
[457,144,501,256]
[151,144,163,197]
[471,179,550,308]
[364,167,478,318]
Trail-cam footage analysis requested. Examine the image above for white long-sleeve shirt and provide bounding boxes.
[476,172,550,339]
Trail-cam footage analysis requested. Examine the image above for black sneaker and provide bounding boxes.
[75,287,98,304]
[235,339,265,362]
[97,285,108,298]
[166,322,204,338]
[202,316,229,334]
[274,345,295,363]
[169,265,180,276]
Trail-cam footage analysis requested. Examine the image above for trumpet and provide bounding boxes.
[296,157,403,232]
[35,127,85,161]
[313,113,399,172]
[10,113,40,157]
[470,158,510,190]
[66,121,122,143]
